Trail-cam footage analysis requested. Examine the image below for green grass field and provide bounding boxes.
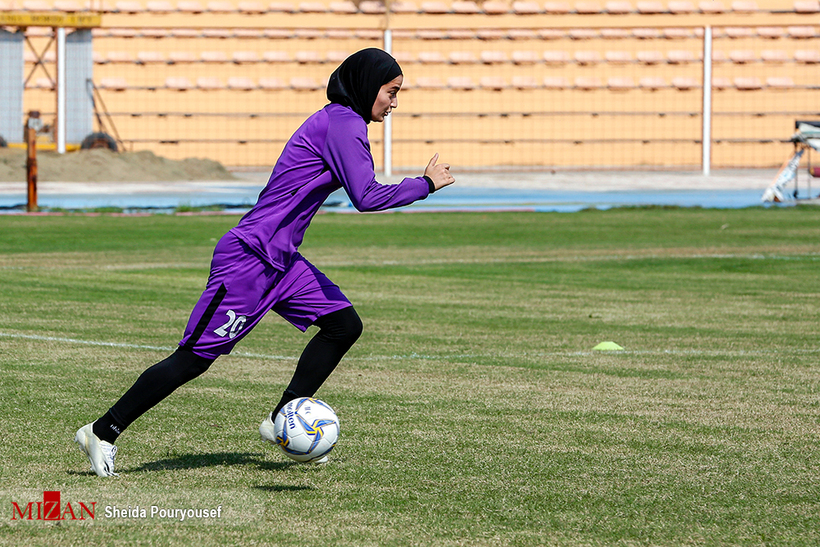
[1,208,819,546]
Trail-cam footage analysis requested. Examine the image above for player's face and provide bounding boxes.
[371,75,403,123]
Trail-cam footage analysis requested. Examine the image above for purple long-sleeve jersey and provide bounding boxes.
[230,103,431,270]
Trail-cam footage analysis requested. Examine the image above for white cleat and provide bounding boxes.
[75,423,118,477]
[259,412,277,445]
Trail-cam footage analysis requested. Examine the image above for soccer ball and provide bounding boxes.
[272,397,339,463]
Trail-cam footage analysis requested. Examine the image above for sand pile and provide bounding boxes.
[0,148,237,182]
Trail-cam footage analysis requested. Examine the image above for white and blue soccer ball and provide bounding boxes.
[273,397,339,463]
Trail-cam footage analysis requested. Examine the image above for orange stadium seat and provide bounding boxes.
[512,75,541,89]
[575,0,603,13]
[414,76,446,89]
[201,28,232,38]
[712,77,732,89]
[668,0,695,11]
[146,1,174,12]
[449,51,479,64]
[480,50,508,64]
[208,1,236,11]
[201,51,229,63]
[137,51,165,64]
[667,50,698,63]
[227,76,256,90]
[607,77,636,90]
[326,50,349,63]
[259,77,288,90]
[177,0,204,12]
[447,76,477,90]
[294,50,323,63]
[544,1,571,12]
[605,0,633,13]
[482,1,510,13]
[166,76,194,90]
[730,0,758,12]
[233,51,261,63]
[329,1,357,12]
[788,26,817,38]
[420,1,449,13]
[569,29,599,40]
[512,1,543,13]
[636,0,664,13]
[543,51,571,64]
[290,77,322,90]
[268,1,295,11]
[390,0,418,12]
[574,51,603,64]
[196,76,225,89]
[639,76,668,89]
[725,27,754,38]
[452,0,481,12]
[476,29,506,40]
[508,29,538,40]
[760,49,789,63]
[99,77,129,90]
[416,29,448,39]
[238,1,267,12]
[480,76,508,90]
[633,28,661,39]
[262,50,291,62]
[298,1,327,12]
[757,27,786,39]
[664,28,694,39]
[734,76,762,90]
[793,0,820,12]
[538,29,566,39]
[358,0,385,12]
[795,49,820,62]
[54,0,82,10]
[604,50,633,63]
[637,51,663,65]
[107,51,135,63]
[114,0,144,12]
[511,50,541,64]
[729,50,756,63]
[543,76,571,89]
[601,28,631,39]
[766,76,795,89]
[418,51,445,63]
[698,0,726,12]
[671,76,700,89]
[574,76,603,89]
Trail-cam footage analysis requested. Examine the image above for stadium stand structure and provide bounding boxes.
[4,0,820,168]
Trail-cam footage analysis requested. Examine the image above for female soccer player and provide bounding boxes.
[75,48,455,477]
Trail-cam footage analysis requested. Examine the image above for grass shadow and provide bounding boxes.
[129,451,296,473]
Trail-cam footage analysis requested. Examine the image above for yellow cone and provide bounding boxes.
[593,341,624,351]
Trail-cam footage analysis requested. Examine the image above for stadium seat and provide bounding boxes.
[569,29,599,40]
[604,50,633,63]
[788,26,817,38]
[201,51,229,63]
[477,29,506,40]
[233,51,260,63]
[730,0,757,12]
[667,0,695,12]
[196,76,225,89]
[107,51,135,63]
[177,0,204,12]
[712,77,732,89]
[575,0,603,13]
[725,27,754,38]
[294,50,323,63]
[357,0,384,11]
[146,1,174,12]
[601,28,631,39]
[760,49,789,63]
[543,76,571,89]
[633,28,661,38]
[765,76,795,89]
[539,29,566,39]
[795,49,820,63]
[227,76,256,90]
[482,1,510,13]
[508,29,537,40]
[729,50,756,63]
[137,51,165,64]
[757,27,786,39]
[239,1,267,12]
[54,0,82,10]
[479,76,508,90]
[544,1,571,12]
[326,50,349,63]
[511,50,541,64]
[268,1,295,10]
[414,76,446,89]
[298,1,327,12]
[417,29,448,39]
[390,0,418,12]
[636,0,664,13]
[574,76,603,89]
[452,0,481,12]
[449,51,479,64]
[480,50,508,64]
[543,51,571,64]
[290,77,322,90]
[607,77,636,90]
[420,1,449,13]
[574,50,603,64]
[639,76,667,89]
[793,0,820,12]
[605,0,633,14]
[671,76,700,89]
[447,76,477,90]
[329,1,357,12]
[205,0,236,13]
[261,50,290,63]
[698,0,726,11]
[418,51,445,63]
[93,52,107,64]
[166,76,194,90]
[99,77,129,90]
[512,0,542,13]
[734,76,762,90]
[201,28,232,38]
[512,75,541,89]
[114,0,144,12]
[663,28,693,39]
[259,77,287,90]
[667,50,698,63]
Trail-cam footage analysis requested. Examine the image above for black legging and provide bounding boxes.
[93,306,362,444]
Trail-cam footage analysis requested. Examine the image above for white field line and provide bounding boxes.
[1,331,818,361]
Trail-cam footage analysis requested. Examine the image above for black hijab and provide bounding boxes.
[326,48,402,124]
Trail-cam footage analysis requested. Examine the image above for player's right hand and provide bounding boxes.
[424,153,455,191]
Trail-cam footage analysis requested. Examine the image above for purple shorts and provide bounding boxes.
[179,232,351,359]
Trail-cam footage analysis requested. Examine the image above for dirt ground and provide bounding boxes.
[0,147,236,183]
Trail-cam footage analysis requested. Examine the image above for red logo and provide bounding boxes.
[11,491,95,521]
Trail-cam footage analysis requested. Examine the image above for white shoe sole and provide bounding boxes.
[75,424,118,477]
[259,412,277,445]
